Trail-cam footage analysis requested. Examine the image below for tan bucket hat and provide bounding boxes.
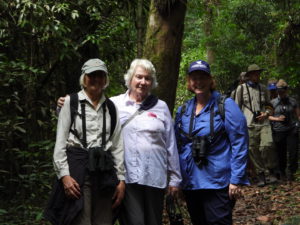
[245,64,264,76]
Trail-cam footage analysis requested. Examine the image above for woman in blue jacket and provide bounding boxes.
[175,60,249,225]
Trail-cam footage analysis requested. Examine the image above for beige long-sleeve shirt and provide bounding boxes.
[233,82,270,127]
[53,90,125,180]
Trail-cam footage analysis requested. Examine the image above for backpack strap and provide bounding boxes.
[80,100,87,148]
[217,95,227,121]
[177,100,189,137]
[69,94,117,146]
[69,93,81,141]
[105,98,117,137]
[70,93,78,127]
[101,101,107,147]
[240,83,253,112]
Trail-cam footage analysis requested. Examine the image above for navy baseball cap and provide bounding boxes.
[267,83,277,90]
[188,60,211,75]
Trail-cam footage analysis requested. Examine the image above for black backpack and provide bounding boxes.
[69,93,117,139]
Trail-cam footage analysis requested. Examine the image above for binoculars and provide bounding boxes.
[253,111,261,122]
[88,147,114,173]
[192,136,209,167]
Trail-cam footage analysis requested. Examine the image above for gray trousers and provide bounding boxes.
[119,183,165,225]
[71,176,114,225]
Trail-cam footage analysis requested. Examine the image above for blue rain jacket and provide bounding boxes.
[175,91,249,190]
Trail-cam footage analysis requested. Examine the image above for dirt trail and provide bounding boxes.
[163,177,300,225]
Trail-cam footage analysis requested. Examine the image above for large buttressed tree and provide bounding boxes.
[143,0,187,112]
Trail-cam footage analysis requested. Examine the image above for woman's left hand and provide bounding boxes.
[112,181,125,209]
[228,184,242,200]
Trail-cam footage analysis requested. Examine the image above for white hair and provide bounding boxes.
[79,73,109,90]
[124,59,158,89]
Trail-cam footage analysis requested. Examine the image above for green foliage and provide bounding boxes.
[174,0,206,113]
[177,0,300,107]
[0,0,139,224]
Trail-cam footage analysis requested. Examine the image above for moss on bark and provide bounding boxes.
[143,0,187,113]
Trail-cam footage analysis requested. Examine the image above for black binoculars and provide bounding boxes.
[253,111,261,122]
[88,147,114,173]
[192,136,209,167]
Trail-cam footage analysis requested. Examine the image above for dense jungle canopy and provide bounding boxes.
[0,0,299,224]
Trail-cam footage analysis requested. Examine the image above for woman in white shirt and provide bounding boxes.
[110,59,181,225]
[56,59,181,225]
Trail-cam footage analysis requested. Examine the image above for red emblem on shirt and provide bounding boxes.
[148,112,157,118]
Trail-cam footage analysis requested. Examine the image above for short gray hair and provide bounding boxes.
[79,73,109,90]
[124,59,158,89]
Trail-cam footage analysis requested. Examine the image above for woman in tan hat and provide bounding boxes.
[56,59,182,225]
[45,59,125,225]
[268,79,300,181]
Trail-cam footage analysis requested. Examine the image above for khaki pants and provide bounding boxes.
[71,176,114,225]
[248,125,278,174]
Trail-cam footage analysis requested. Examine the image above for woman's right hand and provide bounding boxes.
[57,96,67,108]
[62,175,81,199]
[112,181,125,209]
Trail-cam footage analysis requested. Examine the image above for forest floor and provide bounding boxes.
[233,178,300,225]
[163,172,300,225]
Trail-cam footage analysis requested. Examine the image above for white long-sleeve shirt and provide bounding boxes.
[110,91,182,188]
[53,90,125,180]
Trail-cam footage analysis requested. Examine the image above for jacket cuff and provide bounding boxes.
[230,177,250,186]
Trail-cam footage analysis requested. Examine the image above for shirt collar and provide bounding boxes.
[78,89,106,111]
[247,81,259,88]
[124,90,136,106]
[189,91,219,115]
[124,90,148,107]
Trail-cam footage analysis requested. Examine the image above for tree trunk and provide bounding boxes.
[143,0,187,113]
[136,0,145,57]
[203,0,219,65]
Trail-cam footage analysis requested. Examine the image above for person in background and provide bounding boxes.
[267,77,278,148]
[175,60,249,225]
[232,64,278,187]
[45,59,125,225]
[57,59,182,225]
[268,79,300,181]
[230,71,247,99]
[267,78,278,100]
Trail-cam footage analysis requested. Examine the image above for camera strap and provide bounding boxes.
[79,99,107,149]
[188,101,215,139]
[102,102,107,148]
[188,103,196,138]
[80,100,87,148]
[245,82,262,113]
[122,94,158,129]
[122,110,144,129]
